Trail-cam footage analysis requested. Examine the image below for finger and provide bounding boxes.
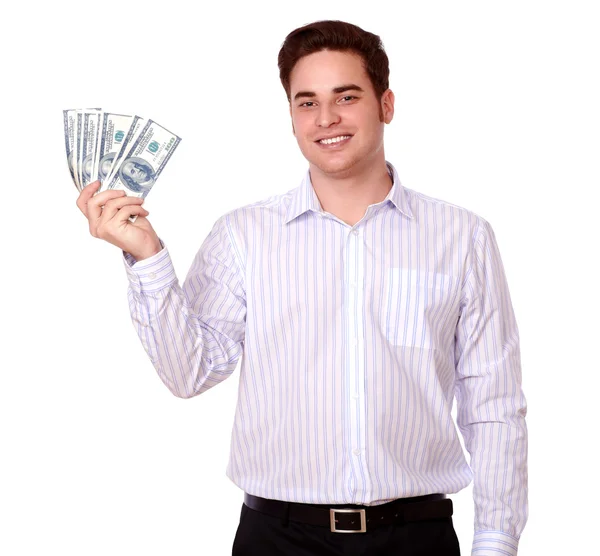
[113,204,150,226]
[75,180,101,216]
[97,195,145,225]
[96,205,149,243]
[87,190,128,222]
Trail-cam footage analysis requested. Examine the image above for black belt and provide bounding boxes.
[243,492,452,533]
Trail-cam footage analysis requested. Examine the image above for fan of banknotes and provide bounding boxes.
[62,108,182,200]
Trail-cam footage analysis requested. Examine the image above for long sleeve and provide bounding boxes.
[121,215,246,398]
[453,218,528,556]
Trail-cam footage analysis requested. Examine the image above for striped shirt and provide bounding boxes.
[122,160,528,555]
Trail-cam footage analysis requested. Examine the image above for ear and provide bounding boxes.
[382,89,395,124]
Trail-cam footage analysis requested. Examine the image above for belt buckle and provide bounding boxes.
[330,508,367,533]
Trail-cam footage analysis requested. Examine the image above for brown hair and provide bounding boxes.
[278,19,390,117]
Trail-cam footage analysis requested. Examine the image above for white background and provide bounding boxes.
[1,1,598,554]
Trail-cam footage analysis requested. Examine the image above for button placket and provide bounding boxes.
[344,226,370,499]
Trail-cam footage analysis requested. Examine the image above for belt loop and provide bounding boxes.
[281,501,291,528]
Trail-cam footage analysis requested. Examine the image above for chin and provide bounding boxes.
[312,155,360,176]
[299,140,363,175]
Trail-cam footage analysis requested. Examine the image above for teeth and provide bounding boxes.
[319,135,351,145]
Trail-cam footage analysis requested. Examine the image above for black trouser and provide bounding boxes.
[232,500,461,556]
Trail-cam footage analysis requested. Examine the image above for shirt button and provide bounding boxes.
[352,393,359,400]
[353,449,361,455]
[148,272,157,279]
[352,229,359,236]
[350,281,357,288]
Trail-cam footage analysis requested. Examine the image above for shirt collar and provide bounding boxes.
[284,160,414,225]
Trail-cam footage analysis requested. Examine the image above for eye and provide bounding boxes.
[298,96,357,108]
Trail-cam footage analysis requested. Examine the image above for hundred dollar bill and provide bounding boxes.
[107,119,181,224]
[96,113,135,189]
[101,115,146,192]
[64,107,101,191]
[81,109,103,188]
[62,109,78,190]
[104,115,145,186]
[74,110,83,190]
[106,119,181,199]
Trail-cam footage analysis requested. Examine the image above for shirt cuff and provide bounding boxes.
[472,530,520,555]
[122,238,177,294]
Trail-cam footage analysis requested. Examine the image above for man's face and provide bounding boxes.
[123,161,148,182]
[289,49,394,177]
[101,158,112,175]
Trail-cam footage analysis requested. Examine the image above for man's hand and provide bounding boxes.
[76,180,162,261]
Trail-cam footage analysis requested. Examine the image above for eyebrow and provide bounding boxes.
[293,84,365,102]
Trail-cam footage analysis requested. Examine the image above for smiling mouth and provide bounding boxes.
[315,135,353,148]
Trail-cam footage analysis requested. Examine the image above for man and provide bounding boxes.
[76,19,528,556]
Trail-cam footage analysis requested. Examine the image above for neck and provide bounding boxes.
[309,153,393,219]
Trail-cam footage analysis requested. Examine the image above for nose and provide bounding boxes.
[316,102,341,128]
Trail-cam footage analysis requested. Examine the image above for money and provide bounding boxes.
[64,108,182,222]
[106,119,182,199]
[64,107,101,191]
[81,109,103,188]
[62,109,77,190]
[96,112,135,190]
[75,110,83,189]
[101,115,146,192]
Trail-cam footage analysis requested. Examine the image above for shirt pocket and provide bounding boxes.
[383,268,455,349]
